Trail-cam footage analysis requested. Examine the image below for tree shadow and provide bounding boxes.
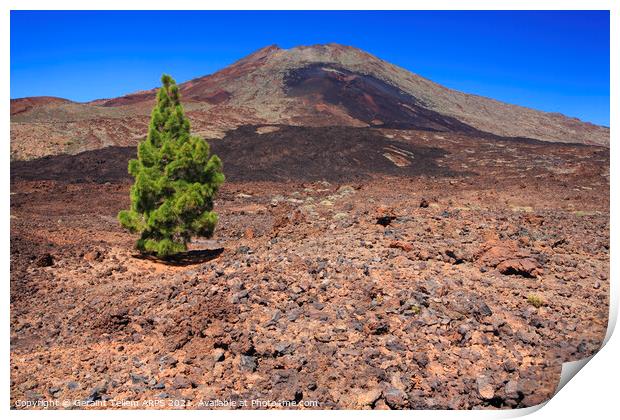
[134,247,224,266]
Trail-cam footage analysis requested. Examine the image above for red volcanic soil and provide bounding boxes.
[92,85,231,108]
[91,91,156,107]
[10,96,73,116]
[10,127,609,409]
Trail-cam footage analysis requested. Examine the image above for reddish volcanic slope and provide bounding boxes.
[10,96,73,116]
[10,44,610,160]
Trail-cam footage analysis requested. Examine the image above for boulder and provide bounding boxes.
[357,388,382,407]
[497,258,540,278]
[477,239,541,277]
[389,241,413,252]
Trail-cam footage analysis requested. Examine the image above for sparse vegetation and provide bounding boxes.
[527,294,544,308]
[118,74,224,257]
[573,210,593,217]
[409,305,421,315]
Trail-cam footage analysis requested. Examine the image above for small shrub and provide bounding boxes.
[527,294,544,308]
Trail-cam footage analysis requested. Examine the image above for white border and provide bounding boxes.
[3,2,616,419]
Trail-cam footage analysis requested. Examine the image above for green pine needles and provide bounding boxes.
[118,74,225,257]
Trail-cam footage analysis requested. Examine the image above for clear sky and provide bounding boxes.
[10,10,610,126]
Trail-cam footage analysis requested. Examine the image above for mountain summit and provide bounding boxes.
[10,43,609,160]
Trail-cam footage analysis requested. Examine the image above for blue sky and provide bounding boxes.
[11,10,610,126]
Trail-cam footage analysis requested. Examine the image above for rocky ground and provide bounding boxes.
[10,127,609,409]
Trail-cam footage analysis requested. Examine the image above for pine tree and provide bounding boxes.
[118,74,224,257]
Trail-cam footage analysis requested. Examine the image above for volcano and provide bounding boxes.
[10,43,609,160]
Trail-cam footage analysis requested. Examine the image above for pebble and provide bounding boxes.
[213,349,225,362]
[239,355,257,372]
[384,388,408,409]
[476,376,495,400]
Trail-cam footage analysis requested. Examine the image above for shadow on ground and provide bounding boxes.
[134,248,224,266]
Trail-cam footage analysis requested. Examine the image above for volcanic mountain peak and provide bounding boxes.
[197,43,609,145]
[237,43,282,61]
[95,42,612,141]
[10,43,609,160]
